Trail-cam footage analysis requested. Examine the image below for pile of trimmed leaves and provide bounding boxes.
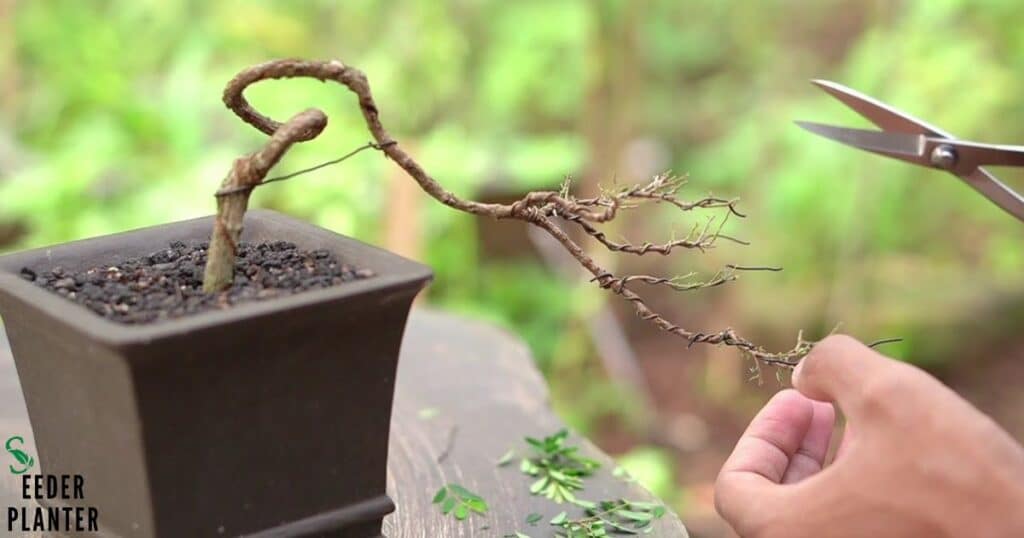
[519,429,601,503]
[510,499,666,537]
[435,429,668,537]
[547,499,667,536]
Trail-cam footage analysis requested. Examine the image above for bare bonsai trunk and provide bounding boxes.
[201,59,815,371]
[203,108,326,292]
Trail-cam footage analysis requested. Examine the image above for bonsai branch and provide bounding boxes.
[204,58,815,368]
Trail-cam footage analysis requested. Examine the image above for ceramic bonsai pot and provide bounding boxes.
[0,209,432,537]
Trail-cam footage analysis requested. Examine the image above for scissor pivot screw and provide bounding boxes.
[930,145,958,170]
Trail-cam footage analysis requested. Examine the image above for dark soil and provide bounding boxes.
[20,241,373,325]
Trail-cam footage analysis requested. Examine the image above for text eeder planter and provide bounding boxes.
[0,209,432,537]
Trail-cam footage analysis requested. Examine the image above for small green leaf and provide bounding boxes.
[417,407,440,420]
[448,484,478,500]
[550,511,568,525]
[618,510,653,522]
[497,449,515,467]
[601,518,638,534]
[572,499,598,510]
[454,504,469,520]
[526,513,543,525]
[441,496,456,514]
[432,486,447,504]
[529,476,548,494]
[556,483,576,503]
[466,498,488,514]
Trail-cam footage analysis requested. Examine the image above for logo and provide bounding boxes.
[5,436,33,475]
[3,434,100,533]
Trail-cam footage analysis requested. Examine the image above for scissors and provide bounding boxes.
[796,80,1024,223]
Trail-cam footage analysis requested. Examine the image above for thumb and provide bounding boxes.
[715,390,813,532]
[792,334,911,419]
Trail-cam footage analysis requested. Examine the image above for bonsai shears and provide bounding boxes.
[796,80,1024,223]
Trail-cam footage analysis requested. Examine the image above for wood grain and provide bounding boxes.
[0,309,687,537]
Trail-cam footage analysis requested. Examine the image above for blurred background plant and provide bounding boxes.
[3,1,1024,535]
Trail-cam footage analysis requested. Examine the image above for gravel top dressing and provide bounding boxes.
[19,241,374,325]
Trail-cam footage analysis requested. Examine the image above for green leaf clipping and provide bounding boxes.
[514,429,601,503]
[497,449,516,467]
[432,486,447,504]
[432,483,489,521]
[546,499,669,537]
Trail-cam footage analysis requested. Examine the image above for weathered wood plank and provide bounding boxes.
[385,310,686,537]
[0,309,687,537]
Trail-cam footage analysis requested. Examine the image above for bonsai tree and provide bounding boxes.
[203,58,810,370]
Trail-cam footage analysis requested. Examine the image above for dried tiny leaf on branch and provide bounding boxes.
[202,58,816,369]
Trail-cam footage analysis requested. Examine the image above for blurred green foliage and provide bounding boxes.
[4,0,1024,525]
[615,446,681,512]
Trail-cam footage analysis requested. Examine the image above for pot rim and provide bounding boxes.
[0,209,433,346]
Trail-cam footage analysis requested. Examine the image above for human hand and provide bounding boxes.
[714,335,1024,537]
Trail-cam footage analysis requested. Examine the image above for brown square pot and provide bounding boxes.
[0,210,432,537]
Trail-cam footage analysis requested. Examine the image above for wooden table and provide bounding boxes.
[0,309,688,537]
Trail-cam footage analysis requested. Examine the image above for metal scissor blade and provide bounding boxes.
[794,121,927,162]
[810,80,952,138]
[803,81,1024,223]
[961,168,1024,222]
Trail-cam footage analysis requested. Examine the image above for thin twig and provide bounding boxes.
[868,337,904,349]
[726,264,783,272]
[437,425,459,464]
